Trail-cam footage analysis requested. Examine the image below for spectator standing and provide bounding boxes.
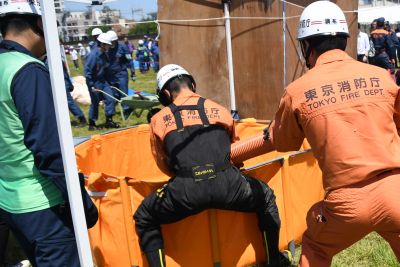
[368,22,376,65]
[0,2,98,267]
[357,23,369,63]
[107,31,136,119]
[70,46,79,70]
[371,17,395,72]
[150,38,159,72]
[84,33,120,130]
[86,41,94,55]
[136,40,149,74]
[78,43,86,67]
[124,37,135,56]
[143,35,149,47]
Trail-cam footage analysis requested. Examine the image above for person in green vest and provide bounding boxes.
[0,2,98,267]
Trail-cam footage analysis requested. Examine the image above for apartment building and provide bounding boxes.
[64,8,123,41]
[55,0,65,13]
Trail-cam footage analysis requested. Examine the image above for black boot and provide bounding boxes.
[261,230,292,267]
[124,109,133,120]
[88,119,102,131]
[145,249,166,267]
[104,115,120,129]
[75,116,88,128]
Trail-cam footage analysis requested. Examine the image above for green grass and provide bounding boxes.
[66,56,160,137]
[5,58,400,266]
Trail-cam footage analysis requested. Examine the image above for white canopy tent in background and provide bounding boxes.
[358,5,400,25]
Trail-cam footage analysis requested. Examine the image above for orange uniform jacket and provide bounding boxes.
[267,49,400,191]
[150,90,238,176]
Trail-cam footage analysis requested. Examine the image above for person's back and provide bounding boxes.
[70,48,78,60]
[280,49,400,190]
[371,18,395,71]
[244,3,400,266]
[134,65,292,267]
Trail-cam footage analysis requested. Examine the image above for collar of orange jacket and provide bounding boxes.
[315,49,353,67]
[173,90,200,105]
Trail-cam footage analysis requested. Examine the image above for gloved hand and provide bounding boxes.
[390,59,395,64]
[230,159,244,169]
[90,86,98,93]
[131,72,136,82]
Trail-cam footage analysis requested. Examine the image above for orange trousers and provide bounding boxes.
[299,169,400,267]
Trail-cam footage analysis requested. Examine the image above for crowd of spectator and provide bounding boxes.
[358,19,400,72]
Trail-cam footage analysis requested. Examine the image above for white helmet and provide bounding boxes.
[297,1,349,41]
[138,40,144,45]
[107,30,118,41]
[78,43,83,47]
[91,28,103,36]
[0,0,41,17]
[70,46,74,49]
[397,32,400,38]
[157,64,191,92]
[97,33,112,45]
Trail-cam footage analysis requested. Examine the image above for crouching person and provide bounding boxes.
[133,64,292,267]
[0,3,98,267]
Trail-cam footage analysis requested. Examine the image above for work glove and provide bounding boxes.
[90,86,98,93]
[131,72,136,82]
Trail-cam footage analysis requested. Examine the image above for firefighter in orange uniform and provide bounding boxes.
[235,2,400,266]
[133,64,292,267]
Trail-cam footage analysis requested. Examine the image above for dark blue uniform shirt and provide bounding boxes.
[150,43,159,55]
[0,40,69,200]
[45,59,71,91]
[371,27,395,60]
[84,47,108,88]
[136,45,149,57]
[108,42,134,72]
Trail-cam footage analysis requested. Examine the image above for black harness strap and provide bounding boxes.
[168,97,210,131]
[167,97,231,178]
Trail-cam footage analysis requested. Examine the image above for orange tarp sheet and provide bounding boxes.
[76,119,324,267]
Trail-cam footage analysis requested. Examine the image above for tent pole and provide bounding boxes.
[40,1,93,266]
[223,2,238,118]
[283,0,287,88]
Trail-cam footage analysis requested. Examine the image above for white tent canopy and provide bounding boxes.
[358,5,400,25]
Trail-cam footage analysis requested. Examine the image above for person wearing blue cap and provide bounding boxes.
[86,41,94,55]
[371,17,395,73]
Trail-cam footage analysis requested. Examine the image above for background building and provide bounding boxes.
[359,0,400,8]
[54,0,65,13]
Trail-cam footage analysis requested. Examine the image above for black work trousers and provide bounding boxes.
[0,213,9,265]
[134,166,280,253]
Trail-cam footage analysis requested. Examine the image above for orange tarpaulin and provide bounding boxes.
[76,120,324,267]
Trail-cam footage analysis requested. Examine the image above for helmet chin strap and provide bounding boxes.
[301,40,314,69]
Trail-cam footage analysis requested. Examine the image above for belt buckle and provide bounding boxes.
[192,164,216,182]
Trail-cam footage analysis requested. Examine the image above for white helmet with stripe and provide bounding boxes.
[157,64,191,92]
[0,0,41,18]
[297,1,349,41]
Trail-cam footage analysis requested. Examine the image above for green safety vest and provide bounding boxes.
[0,51,64,214]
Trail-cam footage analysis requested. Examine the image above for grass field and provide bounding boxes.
[4,57,400,266]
